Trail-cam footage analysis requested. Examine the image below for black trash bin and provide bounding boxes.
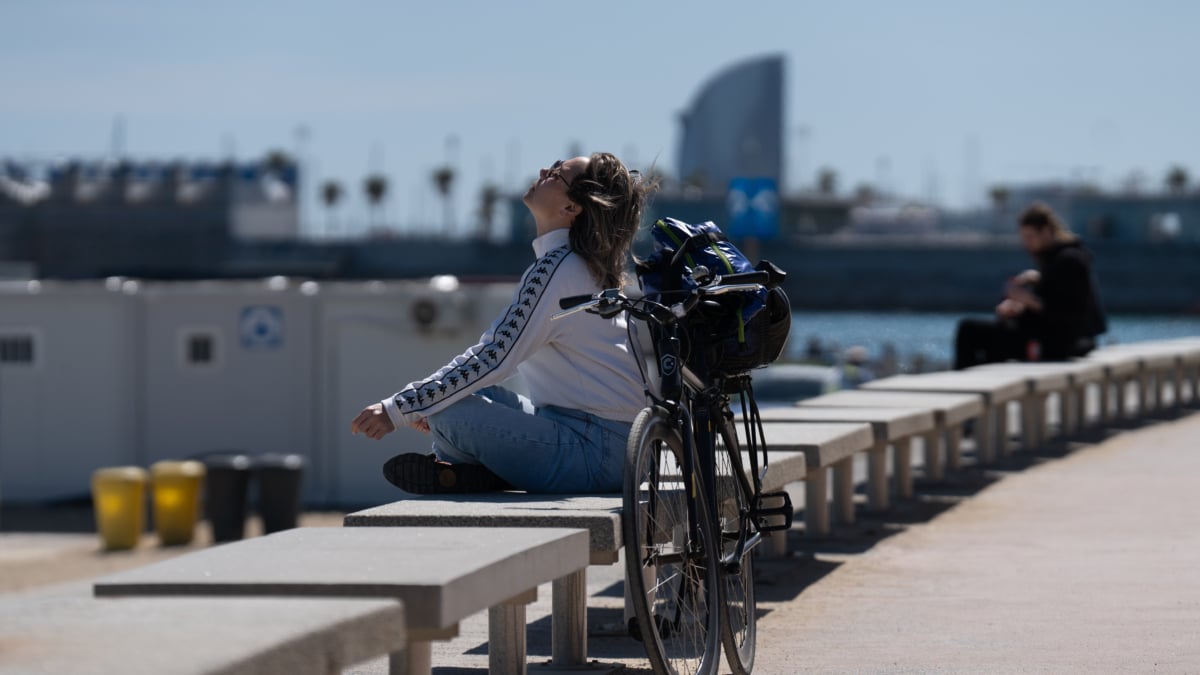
[253,454,306,534]
[200,453,252,543]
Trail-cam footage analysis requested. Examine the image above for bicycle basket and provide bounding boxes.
[634,217,792,375]
[699,285,792,375]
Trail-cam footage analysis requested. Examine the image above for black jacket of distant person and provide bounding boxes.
[1016,239,1108,359]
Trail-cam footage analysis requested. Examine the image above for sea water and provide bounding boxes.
[786,311,1200,370]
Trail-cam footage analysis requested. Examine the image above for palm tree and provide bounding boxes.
[853,183,876,205]
[817,168,837,196]
[1165,165,1189,194]
[988,185,1010,212]
[364,174,388,230]
[432,166,455,235]
[477,183,501,239]
[320,180,342,236]
[263,150,294,174]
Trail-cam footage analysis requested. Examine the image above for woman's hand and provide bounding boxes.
[1011,269,1041,287]
[350,403,396,440]
[995,298,1026,318]
[1003,284,1044,313]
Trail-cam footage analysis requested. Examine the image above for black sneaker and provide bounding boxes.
[382,453,511,494]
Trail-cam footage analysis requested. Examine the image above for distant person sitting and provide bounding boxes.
[840,345,875,388]
[954,202,1107,369]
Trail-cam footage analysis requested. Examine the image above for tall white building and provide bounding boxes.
[677,54,785,194]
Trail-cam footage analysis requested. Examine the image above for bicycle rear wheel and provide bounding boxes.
[624,407,722,675]
[710,413,757,674]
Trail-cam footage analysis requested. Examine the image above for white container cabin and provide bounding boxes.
[0,277,517,507]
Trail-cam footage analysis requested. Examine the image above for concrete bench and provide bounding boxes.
[1082,349,1144,422]
[1096,341,1198,414]
[345,494,623,672]
[0,581,406,675]
[967,362,1090,449]
[755,407,935,512]
[1165,337,1200,406]
[344,449,810,642]
[94,526,588,675]
[754,422,875,538]
[1089,345,1177,418]
[797,389,983,476]
[862,371,1029,464]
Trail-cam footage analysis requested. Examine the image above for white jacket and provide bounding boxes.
[382,228,645,427]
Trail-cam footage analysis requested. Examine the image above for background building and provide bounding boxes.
[677,54,785,194]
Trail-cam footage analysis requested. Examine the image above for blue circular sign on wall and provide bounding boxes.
[240,306,284,349]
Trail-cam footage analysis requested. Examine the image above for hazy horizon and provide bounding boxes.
[3,1,1197,236]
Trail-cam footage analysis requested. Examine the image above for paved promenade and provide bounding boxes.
[753,409,1200,673]
[3,410,1198,673]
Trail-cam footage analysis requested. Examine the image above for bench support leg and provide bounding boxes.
[1140,372,1155,416]
[1019,395,1037,452]
[804,467,830,537]
[490,602,528,675]
[833,457,856,525]
[1171,368,1183,411]
[893,437,913,499]
[1000,401,1014,456]
[1058,390,1073,437]
[1076,385,1089,433]
[552,570,587,667]
[391,640,431,675]
[1115,377,1128,420]
[762,528,789,558]
[923,429,943,482]
[945,425,963,472]
[976,407,995,465]
[866,442,889,511]
[1033,393,1049,448]
[1098,377,1111,425]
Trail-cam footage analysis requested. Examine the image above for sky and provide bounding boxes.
[2,0,1197,237]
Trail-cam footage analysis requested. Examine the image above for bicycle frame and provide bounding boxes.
[640,313,764,576]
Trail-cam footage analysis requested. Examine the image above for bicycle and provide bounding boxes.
[555,265,793,675]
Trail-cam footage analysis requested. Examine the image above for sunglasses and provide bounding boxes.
[545,160,572,187]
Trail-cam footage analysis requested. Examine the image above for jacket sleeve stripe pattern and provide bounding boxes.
[391,246,571,418]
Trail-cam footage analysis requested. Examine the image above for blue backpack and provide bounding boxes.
[634,217,791,375]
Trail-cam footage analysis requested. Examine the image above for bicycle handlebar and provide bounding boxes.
[714,270,769,286]
[551,273,768,324]
[559,294,595,310]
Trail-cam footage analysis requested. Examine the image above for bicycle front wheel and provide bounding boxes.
[623,407,722,675]
[711,413,757,675]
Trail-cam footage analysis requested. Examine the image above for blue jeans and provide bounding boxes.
[426,386,630,493]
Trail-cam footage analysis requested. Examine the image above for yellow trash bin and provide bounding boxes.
[150,460,206,546]
[91,466,148,551]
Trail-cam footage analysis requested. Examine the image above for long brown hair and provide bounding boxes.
[566,152,652,289]
[1018,202,1077,243]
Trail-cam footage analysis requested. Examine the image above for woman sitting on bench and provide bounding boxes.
[351,152,651,494]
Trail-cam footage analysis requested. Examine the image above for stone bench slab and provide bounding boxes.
[799,390,983,427]
[862,372,1029,404]
[755,406,935,442]
[95,526,589,675]
[758,421,875,467]
[968,363,1073,392]
[346,495,622,564]
[0,582,405,675]
[95,526,585,636]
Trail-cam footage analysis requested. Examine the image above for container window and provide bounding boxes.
[0,334,35,365]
